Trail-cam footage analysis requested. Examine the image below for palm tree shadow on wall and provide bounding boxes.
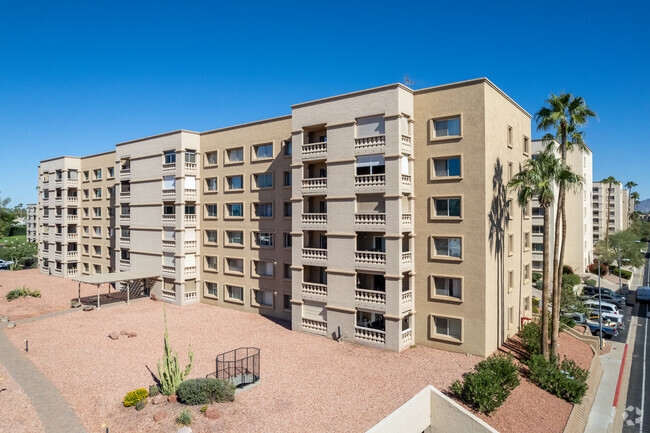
[488,159,510,349]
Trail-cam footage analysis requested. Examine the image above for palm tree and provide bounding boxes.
[631,191,641,212]
[508,150,562,359]
[601,176,619,261]
[627,182,639,219]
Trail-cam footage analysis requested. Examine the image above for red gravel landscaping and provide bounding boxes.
[0,363,45,433]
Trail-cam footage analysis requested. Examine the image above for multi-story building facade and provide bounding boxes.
[592,181,629,244]
[530,140,593,273]
[36,78,532,356]
[26,204,38,243]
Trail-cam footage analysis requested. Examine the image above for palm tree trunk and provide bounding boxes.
[541,206,551,359]
[550,188,563,360]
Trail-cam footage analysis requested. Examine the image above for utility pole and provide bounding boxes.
[598,260,603,350]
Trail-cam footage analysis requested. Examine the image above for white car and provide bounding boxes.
[0,260,14,269]
[584,299,624,329]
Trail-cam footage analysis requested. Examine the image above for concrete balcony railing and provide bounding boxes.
[162,239,175,251]
[66,251,78,260]
[54,232,62,238]
[184,189,197,199]
[301,177,327,195]
[119,214,130,223]
[184,240,196,252]
[55,177,63,184]
[120,168,130,178]
[54,214,63,221]
[302,318,327,335]
[355,327,386,344]
[120,259,130,268]
[302,142,327,160]
[66,269,79,277]
[401,174,412,190]
[184,266,197,277]
[67,196,78,205]
[355,288,386,306]
[66,178,79,187]
[301,248,328,264]
[54,250,62,258]
[401,251,413,266]
[355,174,385,191]
[354,213,386,230]
[120,237,130,245]
[162,189,175,200]
[401,290,413,311]
[301,282,327,300]
[401,328,413,347]
[184,162,197,172]
[355,251,386,270]
[162,214,176,225]
[401,135,412,153]
[66,215,78,223]
[162,265,176,276]
[301,213,327,227]
[184,214,197,225]
[120,191,131,201]
[354,135,385,153]
[401,213,413,227]
[162,162,176,172]
[184,291,198,302]
[54,196,63,204]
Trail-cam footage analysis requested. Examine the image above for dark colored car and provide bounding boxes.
[582,286,626,304]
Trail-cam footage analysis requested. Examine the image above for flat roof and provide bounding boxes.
[71,270,159,285]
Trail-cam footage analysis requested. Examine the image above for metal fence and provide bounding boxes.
[216,347,260,387]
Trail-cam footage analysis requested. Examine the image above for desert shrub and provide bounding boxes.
[123,388,149,407]
[6,286,41,301]
[584,278,597,287]
[177,409,193,426]
[532,297,540,313]
[148,385,160,397]
[562,273,581,288]
[532,272,542,283]
[560,316,576,329]
[588,262,608,276]
[451,354,520,414]
[200,405,208,413]
[520,321,541,356]
[176,378,235,405]
[135,399,146,411]
[609,267,632,280]
[526,355,589,404]
[563,265,574,274]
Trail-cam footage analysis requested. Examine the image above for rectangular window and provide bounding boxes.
[433,237,461,258]
[93,207,101,217]
[284,140,292,156]
[163,204,175,215]
[93,226,101,236]
[206,204,218,218]
[524,232,531,249]
[284,202,292,217]
[434,198,461,217]
[94,188,101,198]
[206,256,218,270]
[533,260,543,270]
[83,171,89,181]
[206,178,218,191]
[254,290,274,307]
[185,150,196,163]
[284,263,292,279]
[185,205,195,215]
[226,285,244,301]
[433,117,461,138]
[509,306,514,328]
[507,125,513,147]
[253,261,274,277]
[357,115,386,137]
[533,243,543,252]
[284,294,292,310]
[206,151,218,165]
[163,176,176,190]
[508,270,514,292]
[284,171,292,186]
[93,245,101,255]
[433,157,461,177]
[164,150,176,164]
[107,167,114,177]
[226,258,244,274]
[254,173,273,189]
[254,203,273,218]
[253,232,273,247]
[205,282,218,297]
[532,225,543,234]
[226,175,243,190]
[68,170,78,179]
[508,234,514,256]
[83,189,89,199]
[206,230,218,244]
[433,277,461,299]
[121,227,130,238]
[226,203,243,217]
[253,143,273,159]
[94,169,102,179]
[226,147,244,163]
[524,264,530,281]
[523,136,530,154]
[356,154,385,175]
[433,316,462,340]
[226,231,244,246]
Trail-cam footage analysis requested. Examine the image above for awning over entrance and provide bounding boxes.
[71,271,160,308]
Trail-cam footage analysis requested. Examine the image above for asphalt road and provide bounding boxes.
[622,243,650,432]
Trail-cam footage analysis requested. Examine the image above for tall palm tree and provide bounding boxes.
[631,191,640,212]
[508,150,563,359]
[627,182,638,219]
[601,176,619,261]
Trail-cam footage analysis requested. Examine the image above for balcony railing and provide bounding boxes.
[184,291,198,301]
[355,251,386,268]
[355,288,386,305]
[120,168,131,178]
[401,135,412,153]
[302,248,327,263]
[162,162,176,171]
[185,189,197,199]
[302,213,327,226]
[402,251,413,265]
[66,215,78,223]
[120,259,130,268]
[355,327,385,344]
[162,239,175,250]
[66,251,78,260]
[185,161,197,172]
[184,240,196,252]
[401,290,413,310]
[301,177,327,194]
[162,189,175,200]
[120,192,131,201]
[120,214,130,222]
[67,196,78,204]
[302,318,327,335]
[162,265,175,276]
[354,213,386,228]
[184,214,197,225]
[66,269,79,277]
[302,142,327,160]
[184,266,197,277]
[66,178,79,186]
[120,236,130,245]
[162,289,176,300]
[162,214,176,225]
[301,282,327,298]
[354,135,385,153]
[401,213,413,226]
[401,174,412,189]
[401,328,413,346]
[355,174,385,190]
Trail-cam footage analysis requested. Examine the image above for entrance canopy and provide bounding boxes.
[72,270,160,308]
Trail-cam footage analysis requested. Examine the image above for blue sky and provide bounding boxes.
[1,0,648,206]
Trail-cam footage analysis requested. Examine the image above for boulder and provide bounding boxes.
[205,407,220,419]
[120,330,128,336]
[108,332,119,340]
[176,428,192,433]
[153,410,167,422]
[126,331,137,338]
[151,394,166,405]
[168,394,178,403]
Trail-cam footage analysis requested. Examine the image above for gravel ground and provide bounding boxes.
[0,363,46,433]
[3,299,482,433]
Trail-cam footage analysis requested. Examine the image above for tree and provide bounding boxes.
[0,193,16,238]
[0,239,37,270]
[631,192,641,212]
[594,226,645,268]
[535,94,596,360]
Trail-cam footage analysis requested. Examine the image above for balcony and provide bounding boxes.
[184,266,197,277]
[301,213,327,229]
[184,291,198,302]
[355,251,386,271]
[401,174,412,191]
[355,327,385,345]
[66,251,78,260]
[66,269,79,278]
[185,162,197,172]
[66,177,79,187]
[301,248,328,265]
[120,237,130,246]
[184,189,197,200]
[401,251,413,266]
[401,213,413,228]
[301,142,327,160]
[301,282,327,301]
[354,135,385,154]
[162,240,175,251]
[119,214,130,223]
[184,214,197,226]
[162,214,176,226]
[162,189,175,200]
[162,265,176,276]
[302,178,327,195]
[401,290,413,312]
[302,318,327,335]
[401,135,412,153]
[120,168,131,179]
[355,289,386,309]
[119,259,130,269]
[162,162,176,172]
[66,215,78,223]
[67,196,78,205]
[184,240,196,252]
[354,213,386,231]
[355,174,385,192]
[401,328,413,347]
[120,191,131,201]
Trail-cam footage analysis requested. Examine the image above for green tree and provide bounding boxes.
[0,193,16,238]
[0,239,37,270]
[594,226,645,268]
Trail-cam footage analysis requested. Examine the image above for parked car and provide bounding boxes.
[563,312,618,338]
[582,286,627,303]
[583,300,625,329]
[0,260,14,269]
[637,287,650,303]
[588,313,625,331]
[586,293,626,309]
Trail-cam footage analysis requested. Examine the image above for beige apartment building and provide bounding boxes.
[36,78,532,356]
[592,181,630,244]
[531,140,593,273]
[26,203,38,243]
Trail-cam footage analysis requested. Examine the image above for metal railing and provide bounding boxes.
[216,347,260,388]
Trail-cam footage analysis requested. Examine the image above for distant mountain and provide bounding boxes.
[637,198,650,213]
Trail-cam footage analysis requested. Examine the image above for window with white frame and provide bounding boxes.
[433,237,461,258]
[433,276,461,299]
[163,176,175,190]
[433,198,461,217]
[253,232,273,247]
[433,316,462,339]
[356,154,385,175]
[432,157,461,177]
[164,150,176,164]
[433,117,460,138]
[185,150,196,163]
[253,143,273,159]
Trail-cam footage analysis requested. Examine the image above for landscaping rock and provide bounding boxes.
[205,407,220,419]
[153,410,167,422]
[168,394,178,403]
[151,394,166,405]
[176,427,192,433]
[108,332,119,340]
[83,306,94,311]
[6,322,16,329]
[1,316,9,323]
[120,330,128,336]
[126,331,137,338]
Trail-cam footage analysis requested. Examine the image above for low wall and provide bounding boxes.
[366,385,498,433]
[564,327,601,352]
[563,346,603,433]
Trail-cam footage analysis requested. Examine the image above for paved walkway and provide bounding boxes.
[0,326,87,432]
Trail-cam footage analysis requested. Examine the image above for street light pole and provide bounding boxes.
[618,244,622,293]
[598,260,602,350]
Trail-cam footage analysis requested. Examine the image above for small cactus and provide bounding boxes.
[135,399,146,411]
[149,385,160,397]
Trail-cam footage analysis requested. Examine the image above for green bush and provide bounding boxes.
[123,388,149,407]
[532,272,542,283]
[563,265,574,274]
[177,409,193,426]
[532,297,540,314]
[176,378,235,405]
[584,279,597,287]
[526,355,589,404]
[450,354,520,414]
[6,286,41,301]
[520,321,541,356]
[560,316,576,329]
[148,385,160,397]
[609,267,632,280]
[562,273,581,288]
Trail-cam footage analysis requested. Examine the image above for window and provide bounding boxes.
[226,258,244,274]
[433,237,461,258]
[205,282,218,297]
[226,203,243,217]
[164,151,176,164]
[107,167,114,177]
[284,233,292,248]
[83,189,89,199]
[507,125,513,147]
[93,245,101,255]
[508,162,513,181]
[284,263,292,279]
[226,231,244,246]
[284,294,292,310]
[93,226,101,236]
[163,204,175,215]
[284,171,292,186]
[254,173,273,189]
[509,306,514,328]
[206,230,218,244]
[533,260,543,270]
[254,203,273,218]
[356,154,385,175]
[284,140,292,156]
[508,270,514,292]
[433,277,461,299]
[226,285,244,302]
[206,256,218,271]
[226,175,243,190]
[206,178,218,192]
[253,261,274,277]
[524,264,530,282]
[532,207,543,216]
[433,198,461,217]
[432,157,461,178]
[206,204,218,218]
[524,232,531,250]
[533,243,543,252]
[253,143,273,159]
[83,171,89,181]
[93,207,101,217]
[121,227,130,238]
[523,136,530,154]
[532,225,543,234]
[185,204,195,215]
[68,170,78,179]
[185,150,196,163]
[93,169,102,180]
[253,232,273,247]
[433,117,461,138]
[226,147,244,163]
[254,290,274,307]
[433,316,462,340]
[284,202,292,217]
[357,115,385,137]
[206,151,218,165]
[83,208,89,217]
[508,234,514,256]
[94,188,101,199]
